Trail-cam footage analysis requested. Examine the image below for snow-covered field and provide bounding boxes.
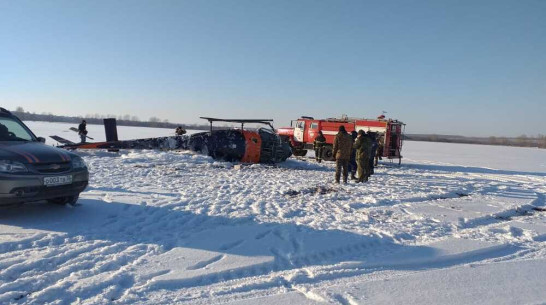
[2,121,546,304]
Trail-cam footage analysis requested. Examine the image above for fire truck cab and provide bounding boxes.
[277,115,406,164]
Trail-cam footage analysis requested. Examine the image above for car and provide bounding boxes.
[0,108,89,205]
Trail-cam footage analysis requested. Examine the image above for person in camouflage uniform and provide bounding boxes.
[353,130,372,182]
[332,125,353,183]
[375,134,384,166]
[313,131,326,163]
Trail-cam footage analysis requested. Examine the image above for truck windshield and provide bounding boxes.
[0,117,35,142]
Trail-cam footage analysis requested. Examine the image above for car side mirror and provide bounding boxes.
[37,137,46,143]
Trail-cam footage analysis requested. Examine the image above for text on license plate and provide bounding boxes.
[43,175,73,186]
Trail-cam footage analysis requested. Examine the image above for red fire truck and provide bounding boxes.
[277,115,406,164]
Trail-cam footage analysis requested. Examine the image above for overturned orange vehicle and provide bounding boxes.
[189,117,292,163]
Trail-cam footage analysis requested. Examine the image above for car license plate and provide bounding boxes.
[43,175,73,186]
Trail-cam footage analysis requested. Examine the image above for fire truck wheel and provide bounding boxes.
[292,149,307,157]
[322,146,334,161]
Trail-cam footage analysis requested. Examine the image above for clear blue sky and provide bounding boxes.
[1,0,545,137]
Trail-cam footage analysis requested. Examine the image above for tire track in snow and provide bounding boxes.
[0,235,152,304]
[331,293,359,305]
[219,240,245,251]
[255,230,272,240]
[187,255,225,270]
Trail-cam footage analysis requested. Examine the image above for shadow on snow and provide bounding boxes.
[0,198,522,290]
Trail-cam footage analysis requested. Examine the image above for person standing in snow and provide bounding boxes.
[368,131,378,175]
[375,134,384,166]
[354,130,372,182]
[332,125,353,183]
[313,130,326,163]
[78,120,88,144]
[348,130,358,180]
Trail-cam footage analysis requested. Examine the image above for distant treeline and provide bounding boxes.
[11,109,213,131]
[406,134,546,149]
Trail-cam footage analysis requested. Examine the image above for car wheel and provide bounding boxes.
[47,195,79,206]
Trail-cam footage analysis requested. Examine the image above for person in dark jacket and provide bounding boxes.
[175,126,187,135]
[332,125,353,183]
[348,130,358,180]
[353,130,372,182]
[78,120,88,143]
[368,131,378,175]
[313,131,326,163]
